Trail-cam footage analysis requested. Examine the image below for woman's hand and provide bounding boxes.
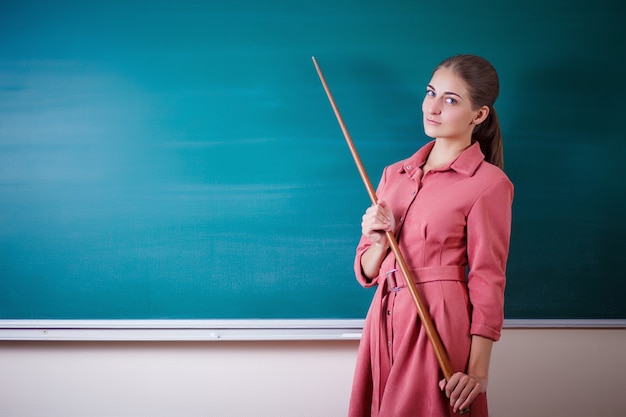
[359,201,396,279]
[439,372,487,414]
[361,200,395,248]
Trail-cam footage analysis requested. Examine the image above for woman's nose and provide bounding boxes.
[425,98,441,115]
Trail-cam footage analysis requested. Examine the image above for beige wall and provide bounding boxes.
[1,328,624,417]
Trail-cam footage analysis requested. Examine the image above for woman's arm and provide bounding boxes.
[360,241,388,280]
[467,335,493,386]
[359,201,395,279]
[440,335,493,413]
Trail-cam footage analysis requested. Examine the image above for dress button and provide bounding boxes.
[406,165,412,170]
[387,310,391,315]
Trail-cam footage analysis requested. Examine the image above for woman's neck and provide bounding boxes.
[424,138,471,172]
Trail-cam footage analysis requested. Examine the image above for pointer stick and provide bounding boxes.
[312,56,455,382]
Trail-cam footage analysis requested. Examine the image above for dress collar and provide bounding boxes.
[399,140,485,177]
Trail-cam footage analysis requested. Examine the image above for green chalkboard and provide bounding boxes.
[1,0,624,320]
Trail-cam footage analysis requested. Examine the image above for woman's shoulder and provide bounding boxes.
[470,161,514,204]
[475,160,513,186]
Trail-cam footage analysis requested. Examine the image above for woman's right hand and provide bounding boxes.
[359,200,396,280]
[361,200,395,249]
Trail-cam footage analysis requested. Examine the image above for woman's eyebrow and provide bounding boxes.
[427,84,463,99]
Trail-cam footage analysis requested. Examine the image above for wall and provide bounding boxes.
[1,328,624,417]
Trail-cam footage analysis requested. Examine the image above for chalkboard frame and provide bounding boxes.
[0,319,624,341]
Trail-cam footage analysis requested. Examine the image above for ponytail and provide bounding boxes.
[473,106,503,169]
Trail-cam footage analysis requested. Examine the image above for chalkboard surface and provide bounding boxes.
[1,0,624,321]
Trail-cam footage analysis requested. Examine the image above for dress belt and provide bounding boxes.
[385,265,466,292]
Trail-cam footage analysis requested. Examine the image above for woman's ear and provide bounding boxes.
[473,105,490,125]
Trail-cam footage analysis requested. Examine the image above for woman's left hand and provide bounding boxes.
[439,372,487,414]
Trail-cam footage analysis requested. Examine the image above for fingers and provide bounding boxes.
[441,373,485,414]
[439,378,446,391]
[361,201,394,242]
[377,201,395,231]
[455,381,480,413]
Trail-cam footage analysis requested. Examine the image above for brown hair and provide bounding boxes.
[435,54,504,169]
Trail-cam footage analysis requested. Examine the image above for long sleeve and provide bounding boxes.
[466,177,514,341]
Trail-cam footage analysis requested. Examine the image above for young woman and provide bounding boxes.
[348,55,513,417]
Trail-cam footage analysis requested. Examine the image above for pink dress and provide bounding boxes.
[349,141,513,417]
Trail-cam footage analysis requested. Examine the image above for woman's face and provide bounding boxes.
[422,67,487,143]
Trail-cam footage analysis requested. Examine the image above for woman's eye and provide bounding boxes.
[426,89,435,97]
[445,97,457,104]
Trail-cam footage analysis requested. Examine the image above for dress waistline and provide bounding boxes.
[385,265,466,292]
